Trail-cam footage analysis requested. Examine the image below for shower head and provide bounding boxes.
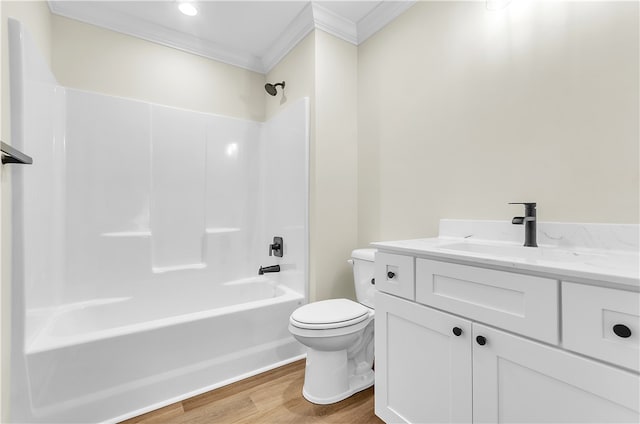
[265,81,285,96]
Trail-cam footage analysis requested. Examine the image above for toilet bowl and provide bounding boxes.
[288,248,377,404]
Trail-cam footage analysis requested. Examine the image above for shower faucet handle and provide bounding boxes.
[268,243,280,256]
[269,236,283,257]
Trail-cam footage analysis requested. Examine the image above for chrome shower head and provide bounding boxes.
[265,81,285,96]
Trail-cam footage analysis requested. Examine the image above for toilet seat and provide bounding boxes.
[290,299,370,330]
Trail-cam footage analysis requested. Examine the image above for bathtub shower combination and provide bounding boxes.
[8,20,309,423]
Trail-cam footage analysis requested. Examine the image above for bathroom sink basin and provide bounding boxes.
[438,242,607,263]
[434,240,639,284]
[371,220,639,288]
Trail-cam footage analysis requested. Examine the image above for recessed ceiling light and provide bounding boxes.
[178,2,198,16]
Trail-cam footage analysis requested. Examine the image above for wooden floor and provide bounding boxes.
[121,359,384,424]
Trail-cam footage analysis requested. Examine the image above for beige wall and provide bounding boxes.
[52,15,265,121]
[1,2,54,420]
[266,30,358,302]
[265,31,315,122]
[358,1,639,245]
[313,30,358,300]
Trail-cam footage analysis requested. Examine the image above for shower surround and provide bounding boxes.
[9,20,308,423]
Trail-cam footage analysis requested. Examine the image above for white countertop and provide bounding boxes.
[371,220,640,290]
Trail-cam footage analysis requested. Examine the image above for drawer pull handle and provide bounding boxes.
[613,324,632,338]
[452,327,463,337]
[387,271,395,279]
[476,335,487,346]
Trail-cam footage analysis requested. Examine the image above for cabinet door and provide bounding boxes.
[473,323,640,423]
[375,292,472,423]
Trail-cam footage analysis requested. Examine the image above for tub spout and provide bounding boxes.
[258,265,280,275]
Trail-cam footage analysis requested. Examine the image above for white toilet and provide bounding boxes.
[288,248,377,404]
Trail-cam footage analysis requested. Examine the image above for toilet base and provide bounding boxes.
[303,369,374,405]
[301,347,375,405]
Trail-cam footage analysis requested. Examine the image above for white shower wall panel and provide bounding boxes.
[62,89,282,296]
[260,98,309,296]
[65,90,152,299]
[66,90,152,235]
[205,115,262,281]
[9,18,68,420]
[22,82,66,311]
[150,105,207,271]
[16,20,67,314]
[205,115,260,230]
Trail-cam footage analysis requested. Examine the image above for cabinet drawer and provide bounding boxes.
[416,259,559,344]
[562,282,640,372]
[375,252,415,300]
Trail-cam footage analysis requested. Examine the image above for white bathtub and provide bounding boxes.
[24,277,305,423]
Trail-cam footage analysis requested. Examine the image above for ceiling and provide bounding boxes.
[48,1,416,74]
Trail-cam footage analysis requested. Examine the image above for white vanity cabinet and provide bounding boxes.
[374,252,640,424]
[473,323,639,423]
[375,293,472,424]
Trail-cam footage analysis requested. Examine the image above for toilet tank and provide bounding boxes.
[351,248,377,309]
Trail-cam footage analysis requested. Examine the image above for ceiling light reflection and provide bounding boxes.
[178,2,198,17]
[226,143,239,158]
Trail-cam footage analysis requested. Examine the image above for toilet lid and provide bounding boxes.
[351,248,376,262]
[290,299,370,329]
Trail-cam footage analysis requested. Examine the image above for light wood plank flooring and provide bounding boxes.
[121,359,383,424]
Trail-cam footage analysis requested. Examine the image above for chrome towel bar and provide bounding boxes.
[1,141,32,165]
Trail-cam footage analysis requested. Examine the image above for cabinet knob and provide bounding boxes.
[370,278,375,285]
[476,335,487,346]
[452,327,463,337]
[613,324,632,338]
[387,271,395,279]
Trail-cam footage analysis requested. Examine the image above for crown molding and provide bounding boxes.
[48,1,416,75]
[48,1,265,73]
[261,2,315,74]
[263,1,362,73]
[357,1,416,44]
[311,3,358,45]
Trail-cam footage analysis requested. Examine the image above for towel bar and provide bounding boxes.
[1,141,32,165]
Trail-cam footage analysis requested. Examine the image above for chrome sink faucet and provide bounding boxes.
[509,202,537,247]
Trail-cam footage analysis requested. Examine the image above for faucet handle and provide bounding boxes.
[508,202,537,207]
[269,236,283,257]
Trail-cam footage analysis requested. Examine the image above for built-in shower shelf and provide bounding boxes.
[205,228,241,234]
[152,263,206,274]
[101,231,151,237]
